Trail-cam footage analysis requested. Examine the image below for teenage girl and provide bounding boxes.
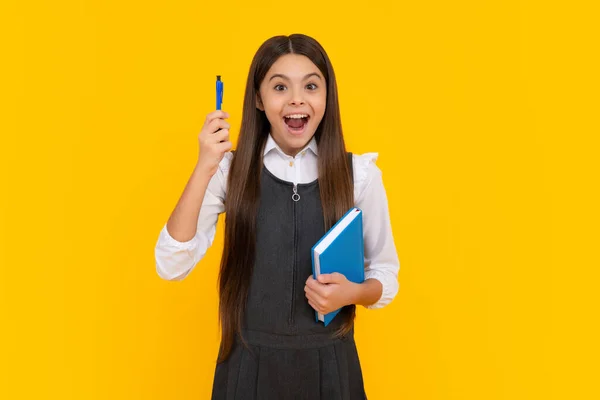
[155,33,400,399]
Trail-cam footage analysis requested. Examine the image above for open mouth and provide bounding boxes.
[283,114,310,134]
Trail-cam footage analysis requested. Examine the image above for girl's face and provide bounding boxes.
[257,54,327,157]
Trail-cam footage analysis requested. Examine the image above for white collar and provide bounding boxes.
[263,132,319,158]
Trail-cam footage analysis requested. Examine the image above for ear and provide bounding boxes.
[256,94,264,111]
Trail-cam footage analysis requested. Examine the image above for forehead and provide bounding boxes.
[265,54,322,80]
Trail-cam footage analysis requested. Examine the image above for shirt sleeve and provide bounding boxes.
[154,152,232,280]
[353,153,400,309]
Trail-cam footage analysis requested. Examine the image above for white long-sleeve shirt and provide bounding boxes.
[155,134,400,309]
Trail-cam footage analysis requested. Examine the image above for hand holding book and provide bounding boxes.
[304,272,360,316]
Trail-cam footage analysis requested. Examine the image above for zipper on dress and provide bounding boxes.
[292,183,300,202]
[290,183,299,326]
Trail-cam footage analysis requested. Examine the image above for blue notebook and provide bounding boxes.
[311,207,365,326]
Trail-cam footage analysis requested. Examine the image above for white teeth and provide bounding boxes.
[284,114,308,119]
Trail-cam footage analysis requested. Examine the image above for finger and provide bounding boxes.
[317,273,333,284]
[205,110,230,124]
[207,118,230,134]
[217,140,233,152]
[306,296,324,311]
[213,128,230,143]
[308,300,321,312]
[318,273,343,284]
[305,285,325,303]
[306,276,321,290]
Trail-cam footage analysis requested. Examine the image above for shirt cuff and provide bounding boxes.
[363,268,399,309]
[158,223,199,250]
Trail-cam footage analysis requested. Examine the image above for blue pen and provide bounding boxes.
[216,75,224,110]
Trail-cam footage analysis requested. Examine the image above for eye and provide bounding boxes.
[306,83,318,90]
[274,84,286,91]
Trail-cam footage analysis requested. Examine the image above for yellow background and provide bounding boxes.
[1,0,598,399]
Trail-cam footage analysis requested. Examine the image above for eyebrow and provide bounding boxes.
[268,72,322,82]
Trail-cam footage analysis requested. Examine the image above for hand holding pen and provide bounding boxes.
[195,75,231,178]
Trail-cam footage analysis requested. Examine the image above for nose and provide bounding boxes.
[289,87,305,105]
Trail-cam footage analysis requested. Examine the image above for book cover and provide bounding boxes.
[311,207,365,326]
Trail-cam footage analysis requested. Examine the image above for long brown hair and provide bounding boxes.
[217,34,355,364]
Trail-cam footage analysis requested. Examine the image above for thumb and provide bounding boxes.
[317,273,341,284]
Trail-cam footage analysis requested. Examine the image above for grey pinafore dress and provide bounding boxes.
[211,153,367,400]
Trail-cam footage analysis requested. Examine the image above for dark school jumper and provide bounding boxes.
[211,152,367,400]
